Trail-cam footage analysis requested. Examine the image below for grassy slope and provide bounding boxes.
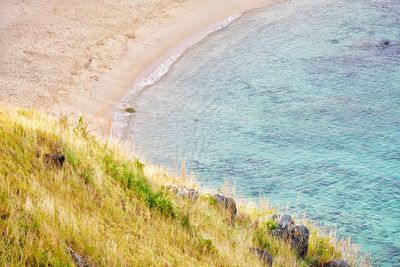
[0,108,367,266]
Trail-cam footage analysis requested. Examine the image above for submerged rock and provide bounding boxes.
[291,224,310,258]
[326,259,350,267]
[124,107,136,113]
[44,153,65,168]
[250,247,273,267]
[213,194,237,218]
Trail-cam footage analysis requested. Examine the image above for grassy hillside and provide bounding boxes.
[0,108,369,266]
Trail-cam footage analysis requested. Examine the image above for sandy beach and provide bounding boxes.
[0,0,279,136]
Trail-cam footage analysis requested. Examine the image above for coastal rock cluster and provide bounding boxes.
[271,214,310,258]
[250,247,273,267]
[167,186,238,219]
[326,259,351,267]
[167,185,199,202]
[213,193,238,219]
[165,185,351,267]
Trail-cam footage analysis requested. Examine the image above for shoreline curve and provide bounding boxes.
[110,0,285,139]
[90,0,283,137]
[110,12,244,140]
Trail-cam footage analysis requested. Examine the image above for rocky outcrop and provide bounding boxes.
[271,214,309,258]
[213,194,237,219]
[272,214,295,240]
[44,153,65,168]
[326,259,350,267]
[290,224,310,258]
[67,246,92,267]
[168,185,199,202]
[250,247,273,267]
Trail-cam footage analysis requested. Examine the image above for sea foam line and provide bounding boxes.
[110,13,243,140]
[133,13,242,95]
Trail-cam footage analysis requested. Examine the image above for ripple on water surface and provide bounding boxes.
[114,0,400,265]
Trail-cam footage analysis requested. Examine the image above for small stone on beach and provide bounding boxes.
[125,107,136,113]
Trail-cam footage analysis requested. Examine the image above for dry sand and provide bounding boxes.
[0,0,279,136]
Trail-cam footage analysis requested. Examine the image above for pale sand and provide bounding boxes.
[0,0,279,136]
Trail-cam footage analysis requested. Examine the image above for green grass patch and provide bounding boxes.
[0,108,363,266]
[306,229,342,265]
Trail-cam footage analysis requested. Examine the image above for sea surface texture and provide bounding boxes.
[114,0,400,265]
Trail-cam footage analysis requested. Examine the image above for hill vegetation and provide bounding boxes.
[0,107,370,266]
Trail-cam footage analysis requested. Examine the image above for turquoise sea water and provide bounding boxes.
[114,0,400,265]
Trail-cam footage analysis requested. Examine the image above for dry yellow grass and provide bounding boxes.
[0,107,370,266]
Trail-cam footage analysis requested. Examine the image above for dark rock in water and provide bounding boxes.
[290,224,310,259]
[44,153,65,168]
[168,185,199,202]
[272,214,295,240]
[326,259,350,267]
[250,247,273,267]
[67,246,92,267]
[213,194,237,218]
[383,40,391,46]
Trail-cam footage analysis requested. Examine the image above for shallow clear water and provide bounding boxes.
[114,0,400,265]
